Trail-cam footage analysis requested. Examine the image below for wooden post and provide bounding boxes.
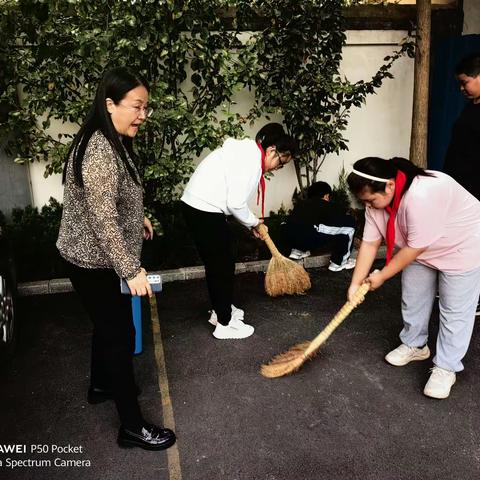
[409,0,431,168]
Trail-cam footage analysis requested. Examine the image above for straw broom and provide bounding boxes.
[256,224,311,297]
[261,282,370,378]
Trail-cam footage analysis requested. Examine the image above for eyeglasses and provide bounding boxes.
[275,152,291,169]
[118,103,154,118]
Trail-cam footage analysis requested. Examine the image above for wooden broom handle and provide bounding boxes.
[256,223,281,257]
[303,283,370,358]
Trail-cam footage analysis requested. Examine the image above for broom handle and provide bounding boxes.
[303,283,370,358]
[256,223,282,257]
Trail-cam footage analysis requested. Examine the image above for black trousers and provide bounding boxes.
[286,214,356,266]
[182,202,235,326]
[67,262,144,430]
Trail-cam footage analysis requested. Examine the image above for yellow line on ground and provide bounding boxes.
[149,295,182,480]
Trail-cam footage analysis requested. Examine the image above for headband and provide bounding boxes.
[351,168,389,183]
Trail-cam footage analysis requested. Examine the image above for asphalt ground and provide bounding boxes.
[1,262,480,480]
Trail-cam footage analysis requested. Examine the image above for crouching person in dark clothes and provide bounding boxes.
[286,181,356,272]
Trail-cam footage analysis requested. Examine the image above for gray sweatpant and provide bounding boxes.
[400,261,480,372]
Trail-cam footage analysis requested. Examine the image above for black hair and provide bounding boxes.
[455,53,480,77]
[307,181,332,199]
[255,122,298,158]
[347,157,434,197]
[63,67,149,187]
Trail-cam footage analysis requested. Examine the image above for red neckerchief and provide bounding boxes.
[256,143,266,219]
[385,170,407,265]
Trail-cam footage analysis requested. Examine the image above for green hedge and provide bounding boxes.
[1,198,65,281]
[1,199,295,282]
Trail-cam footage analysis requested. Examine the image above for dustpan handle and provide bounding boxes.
[256,223,281,257]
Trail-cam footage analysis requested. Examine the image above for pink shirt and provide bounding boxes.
[363,171,480,272]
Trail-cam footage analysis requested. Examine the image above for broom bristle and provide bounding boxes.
[261,283,371,378]
[260,342,312,378]
[265,256,311,297]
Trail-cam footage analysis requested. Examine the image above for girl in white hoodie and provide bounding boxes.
[181,123,297,339]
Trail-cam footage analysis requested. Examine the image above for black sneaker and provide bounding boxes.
[117,424,176,451]
[476,300,480,317]
[87,385,141,404]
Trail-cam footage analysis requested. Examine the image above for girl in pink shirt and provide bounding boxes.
[347,157,480,400]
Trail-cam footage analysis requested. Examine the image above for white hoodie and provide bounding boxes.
[181,138,262,228]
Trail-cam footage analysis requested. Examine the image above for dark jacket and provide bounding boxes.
[443,102,480,201]
[287,198,346,227]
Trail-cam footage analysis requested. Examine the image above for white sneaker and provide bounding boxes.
[423,366,456,399]
[384,343,430,366]
[289,248,311,260]
[212,318,254,339]
[231,305,244,322]
[208,305,244,326]
[328,258,356,272]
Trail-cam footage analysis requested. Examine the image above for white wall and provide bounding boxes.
[28,117,79,207]
[28,161,64,208]
[246,30,414,216]
[463,0,480,34]
[29,30,414,216]
[317,30,414,185]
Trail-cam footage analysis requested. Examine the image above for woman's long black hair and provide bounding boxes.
[347,157,434,197]
[63,67,149,187]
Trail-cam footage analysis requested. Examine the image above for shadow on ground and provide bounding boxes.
[1,262,480,480]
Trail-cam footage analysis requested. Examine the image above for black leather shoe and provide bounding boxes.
[87,385,142,404]
[117,424,176,451]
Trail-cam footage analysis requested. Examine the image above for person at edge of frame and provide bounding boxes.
[346,156,480,400]
[443,52,480,315]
